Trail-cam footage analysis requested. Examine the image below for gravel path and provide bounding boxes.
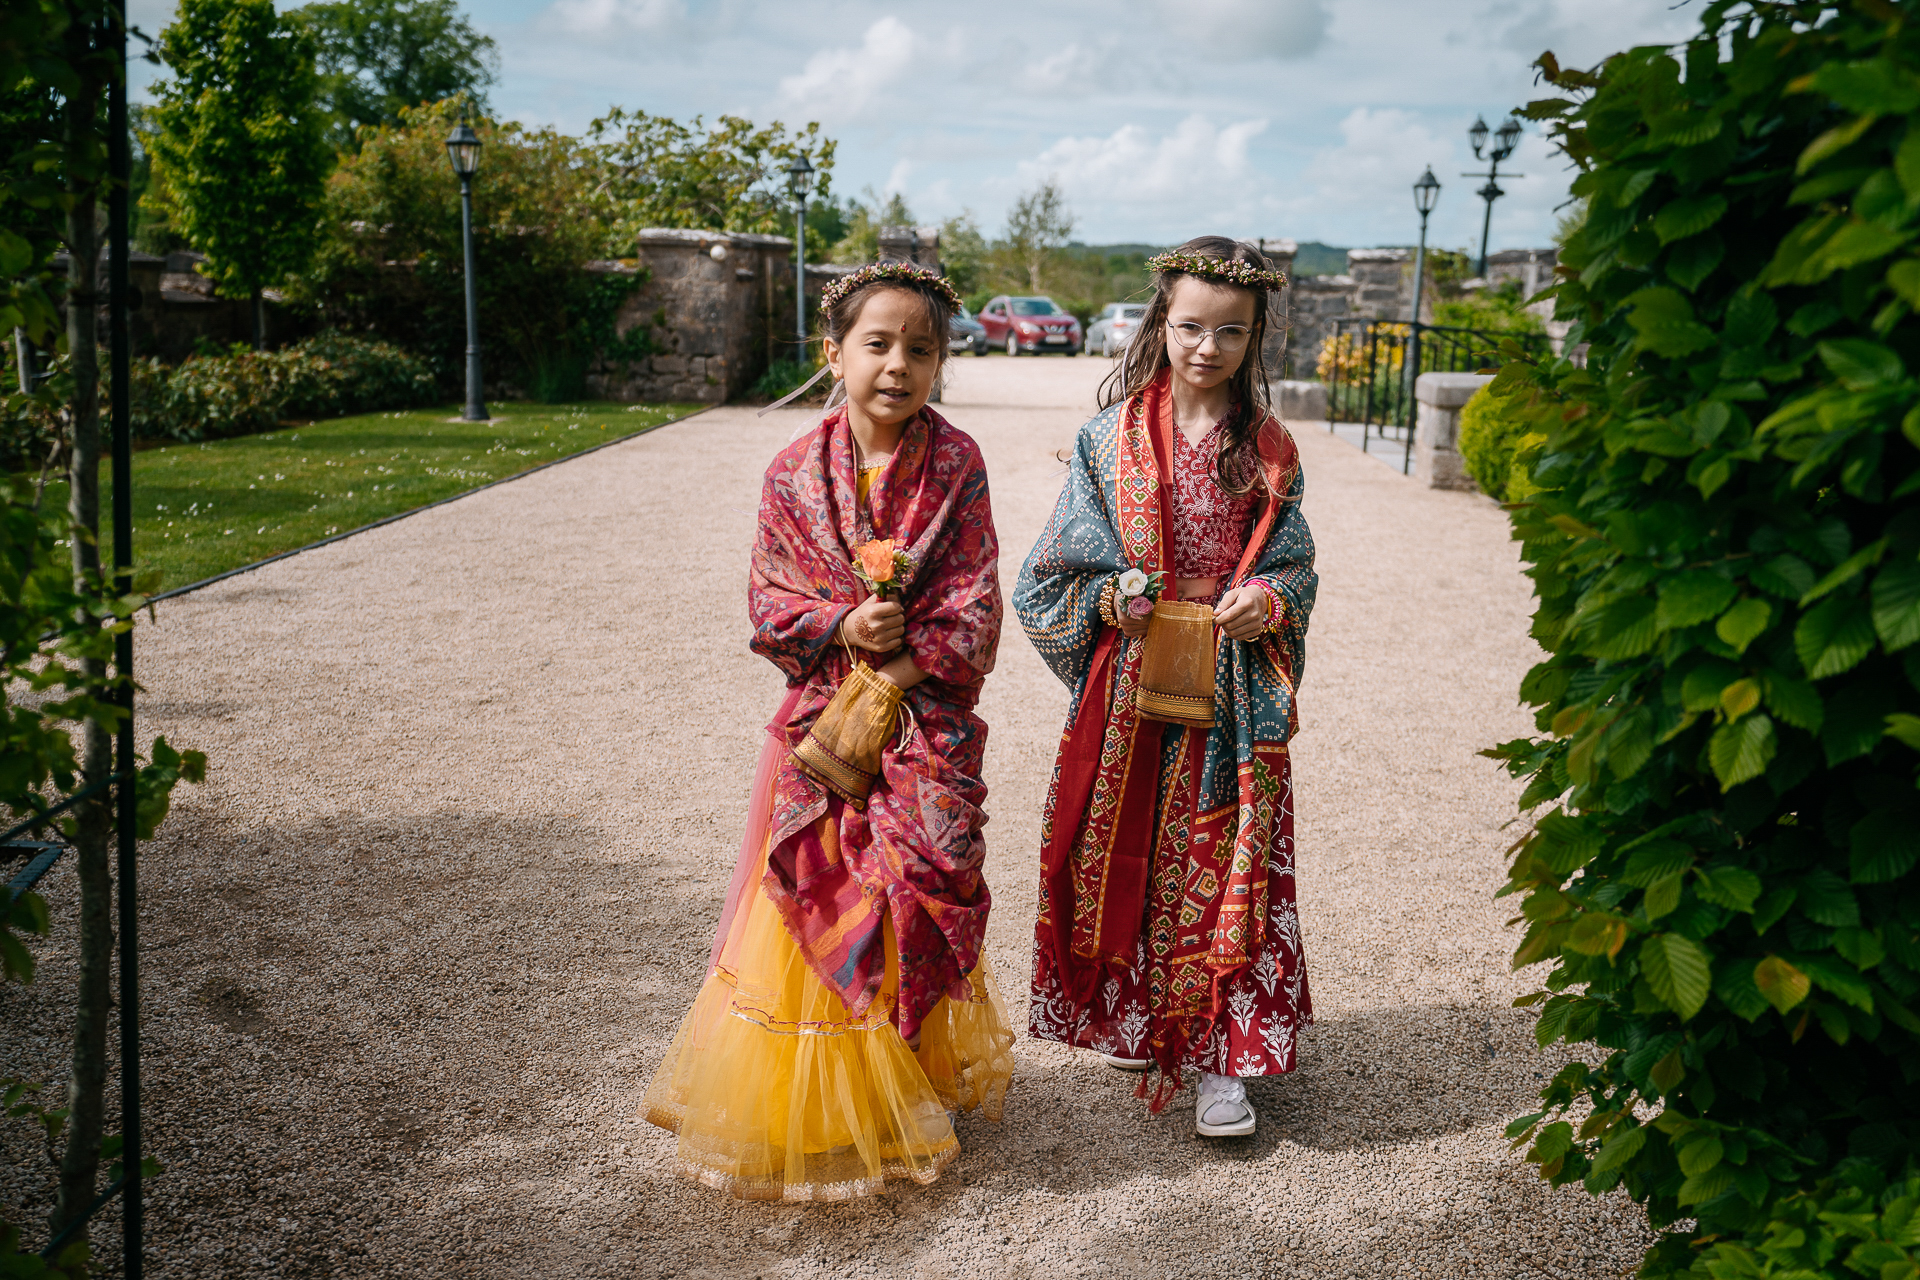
[3,358,1654,1278]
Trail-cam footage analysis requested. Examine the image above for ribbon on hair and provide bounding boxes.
[756,363,835,417]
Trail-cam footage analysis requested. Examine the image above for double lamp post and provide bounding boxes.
[1404,113,1523,337]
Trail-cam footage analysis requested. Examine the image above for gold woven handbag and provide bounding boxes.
[1134,599,1217,729]
[791,656,905,809]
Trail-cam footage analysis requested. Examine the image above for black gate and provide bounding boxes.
[1320,319,1553,471]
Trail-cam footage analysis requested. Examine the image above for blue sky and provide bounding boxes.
[129,0,1702,251]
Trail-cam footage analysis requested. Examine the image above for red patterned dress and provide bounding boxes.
[1019,385,1315,1088]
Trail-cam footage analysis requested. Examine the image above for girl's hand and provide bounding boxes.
[842,598,905,653]
[1215,586,1271,642]
[1117,605,1150,639]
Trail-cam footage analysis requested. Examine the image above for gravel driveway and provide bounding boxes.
[3,357,1654,1278]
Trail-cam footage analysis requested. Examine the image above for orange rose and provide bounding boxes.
[858,539,898,583]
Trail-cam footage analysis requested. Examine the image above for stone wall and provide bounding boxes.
[1272,247,1413,380]
[50,248,307,365]
[588,229,794,403]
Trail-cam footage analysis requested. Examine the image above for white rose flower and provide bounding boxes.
[1117,568,1149,597]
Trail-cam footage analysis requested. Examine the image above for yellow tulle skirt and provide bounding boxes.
[642,845,1014,1201]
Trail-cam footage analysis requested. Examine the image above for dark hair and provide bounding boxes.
[1098,235,1282,497]
[822,277,954,367]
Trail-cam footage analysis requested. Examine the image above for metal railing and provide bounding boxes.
[1320,318,1553,471]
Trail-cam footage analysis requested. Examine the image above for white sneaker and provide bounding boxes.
[1097,1051,1150,1071]
[1195,1072,1255,1137]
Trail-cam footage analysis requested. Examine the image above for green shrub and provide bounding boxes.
[1485,5,1920,1278]
[1434,278,1547,334]
[1457,385,1539,502]
[132,333,437,442]
[1674,1167,1920,1279]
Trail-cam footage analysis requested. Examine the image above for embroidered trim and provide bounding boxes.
[791,734,876,809]
[1134,687,1217,728]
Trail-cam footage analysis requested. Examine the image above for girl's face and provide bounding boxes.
[824,288,942,436]
[1163,276,1257,394]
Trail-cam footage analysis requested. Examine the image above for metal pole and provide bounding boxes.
[107,0,141,1271]
[1409,211,1429,327]
[459,175,486,421]
[1407,207,1429,466]
[794,194,807,358]
[1477,157,1500,277]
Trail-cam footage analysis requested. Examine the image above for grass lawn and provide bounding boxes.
[39,399,703,594]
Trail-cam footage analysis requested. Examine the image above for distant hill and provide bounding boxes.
[1291,242,1349,277]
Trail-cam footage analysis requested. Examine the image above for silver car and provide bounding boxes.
[1086,302,1148,357]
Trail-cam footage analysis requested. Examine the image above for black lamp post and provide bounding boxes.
[786,153,814,360]
[1409,166,1441,324]
[446,107,487,421]
[1463,115,1524,277]
[1406,165,1442,404]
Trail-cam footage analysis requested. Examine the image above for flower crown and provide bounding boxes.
[819,261,965,315]
[1145,251,1288,293]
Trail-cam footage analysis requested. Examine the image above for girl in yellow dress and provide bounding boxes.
[643,262,1013,1200]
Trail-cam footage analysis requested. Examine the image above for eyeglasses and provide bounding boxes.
[1166,320,1253,352]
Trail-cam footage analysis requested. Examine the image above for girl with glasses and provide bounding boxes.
[1014,236,1317,1137]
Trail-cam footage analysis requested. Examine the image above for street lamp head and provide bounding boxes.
[1468,115,1489,159]
[1493,116,1524,162]
[1413,166,1441,215]
[786,153,814,199]
[445,116,482,179]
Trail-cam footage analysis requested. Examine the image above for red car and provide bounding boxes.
[976,295,1082,356]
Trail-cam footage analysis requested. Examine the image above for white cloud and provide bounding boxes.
[1300,107,1455,216]
[1480,0,1699,66]
[1026,115,1269,205]
[1019,40,1126,96]
[1157,0,1329,60]
[777,17,920,123]
[545,0,687,38]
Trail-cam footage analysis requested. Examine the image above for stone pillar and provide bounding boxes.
[1347,248,1412,319]
[1413,371,1494,491]
[1270,380,1328,423]
[877,225,941,273]
[1256,237,1296,378]
[593,229,797,402]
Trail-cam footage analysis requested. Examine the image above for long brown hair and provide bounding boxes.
[1098,235,1282,496]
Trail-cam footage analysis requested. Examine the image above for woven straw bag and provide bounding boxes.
[791,655,905,809]
[1133,599,1217,729]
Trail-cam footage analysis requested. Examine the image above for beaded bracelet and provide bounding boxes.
[1097,576,1120,627]
[1252,580,1284,636]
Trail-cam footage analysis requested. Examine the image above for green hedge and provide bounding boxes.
[132,333,439,441]
[3,334,439,471]
[1488,4,1920,1278]
[1457,385,1539,503]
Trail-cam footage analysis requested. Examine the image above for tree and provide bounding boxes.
[147,0,332,349]
[2,0,202,1261]
[828,189,912,265]
[293,0,497,153]
[583,107,836,254]
[939,211,988,298]
[1486,4,1920,1276]
[287,98,609,399]
[1004,178,1074,292]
